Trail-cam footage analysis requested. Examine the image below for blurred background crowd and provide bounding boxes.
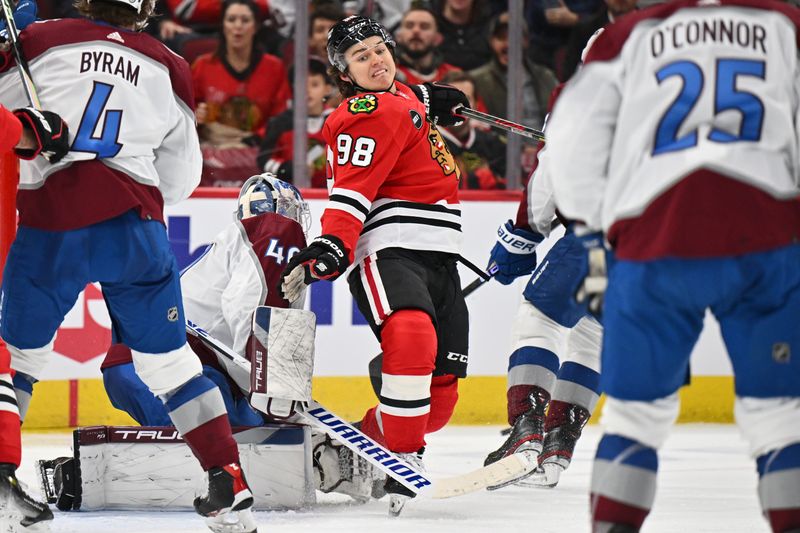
[33,0,642,188]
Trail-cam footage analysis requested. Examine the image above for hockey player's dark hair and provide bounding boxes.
[328,63,356,98]
[74,0,156,30]
[215,0,264,60]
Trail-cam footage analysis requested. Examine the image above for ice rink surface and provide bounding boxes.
[17,424,768,533]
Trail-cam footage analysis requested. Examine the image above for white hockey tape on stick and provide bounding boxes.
[185,319,532,499]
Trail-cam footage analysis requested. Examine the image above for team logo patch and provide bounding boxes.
[409,110,423,130]
[348,94,378,114]
[167,306,179,322]
[427,126,459,178]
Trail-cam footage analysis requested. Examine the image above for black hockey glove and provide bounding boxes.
[13,107,70,163]
[409,82,469,127]
[280,235,350,303]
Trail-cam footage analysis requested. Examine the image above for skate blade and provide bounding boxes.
[204,508,257,533]
[516,463,563,489]
[486,450,540,491]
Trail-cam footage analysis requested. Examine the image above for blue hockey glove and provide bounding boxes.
[280,235,349,303]
[573,228,612,319]
[488,220,544,285]
[0,0,38,40]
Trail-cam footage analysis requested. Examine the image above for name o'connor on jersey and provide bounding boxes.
[650,17,767,58]
[79,51,140,86]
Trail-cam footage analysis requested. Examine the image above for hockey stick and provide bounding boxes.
[185,320,533,499]
[0,0,40,108]
[456,107,545,143]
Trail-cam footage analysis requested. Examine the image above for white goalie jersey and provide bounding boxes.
[544,0,800,260]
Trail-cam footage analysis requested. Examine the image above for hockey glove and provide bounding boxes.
[0,0,38,41]
[13,107,69,163]
[409,82,469,127]
[280,235,350,303]
[488,220,544,285]
[573,228,612,319]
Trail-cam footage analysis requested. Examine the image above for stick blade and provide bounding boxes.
[430,453,530,499]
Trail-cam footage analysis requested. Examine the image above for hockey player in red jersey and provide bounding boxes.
[280,15,470,516]
[0,103,67,531]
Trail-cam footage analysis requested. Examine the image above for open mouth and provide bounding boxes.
[372,68,388,78]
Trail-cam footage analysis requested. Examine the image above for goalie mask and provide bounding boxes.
[237,174,311,232]
[327,15,395,73]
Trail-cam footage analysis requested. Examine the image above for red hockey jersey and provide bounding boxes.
[0,105,22,154]
[321,82,462,265]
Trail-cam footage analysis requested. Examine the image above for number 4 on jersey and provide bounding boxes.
[72,81,123,158]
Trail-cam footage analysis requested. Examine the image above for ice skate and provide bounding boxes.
[485,389,549,489]
[312,432,376,503]
[194,463,256,533]
[518,403,590,489]
[384,449,425,517]
[0,463,53,532]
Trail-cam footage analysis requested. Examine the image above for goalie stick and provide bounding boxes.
[185,320,534,499]
[0,0,40,108]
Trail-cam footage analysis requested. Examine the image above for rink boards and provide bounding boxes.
[23,189,736,428]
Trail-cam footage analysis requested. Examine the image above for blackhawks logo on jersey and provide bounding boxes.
[347,94,378,114]
[427,126,460,179]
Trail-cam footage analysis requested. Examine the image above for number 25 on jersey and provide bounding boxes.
[653,58,764,156]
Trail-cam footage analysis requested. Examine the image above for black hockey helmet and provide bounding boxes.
[327,15,395,73]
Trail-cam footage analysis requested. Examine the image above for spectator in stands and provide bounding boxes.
[561,0,637,80]
[192,0,291,148]
[468,12,556,131]
[438,71,506,190]
[432,0,492,71]
[257,57,334,189]
[394,4,460,85]
[310,4,345,62]
[525,0,605,79]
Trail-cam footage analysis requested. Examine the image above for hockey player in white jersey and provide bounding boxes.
[482,98,602,489]
[544,1,800,531]
[0,1,257,531]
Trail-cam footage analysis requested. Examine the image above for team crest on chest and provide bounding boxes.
[347,94,378,114]
[427,126,460,178]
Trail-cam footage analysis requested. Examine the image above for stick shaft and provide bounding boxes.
[0,0,40,108]
[458,107,545,142]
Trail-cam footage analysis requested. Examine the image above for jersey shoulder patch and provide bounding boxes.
[346,94,379,115]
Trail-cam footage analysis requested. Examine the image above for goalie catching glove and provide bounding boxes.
[280,235,349,303]
[409,82,470,127]
[13,107,70,163]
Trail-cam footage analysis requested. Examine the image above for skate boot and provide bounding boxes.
[520,403,591,489]
[384,448,425,517]
[484,388,550,489]
[312,432,376,503]
[193,463,257,533]
[0,463,53,531]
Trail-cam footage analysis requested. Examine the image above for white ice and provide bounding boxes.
[17,424,767,533]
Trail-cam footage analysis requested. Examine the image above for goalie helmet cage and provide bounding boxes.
[0,151,17,281]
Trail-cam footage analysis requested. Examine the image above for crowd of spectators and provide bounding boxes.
[34,0,639,188]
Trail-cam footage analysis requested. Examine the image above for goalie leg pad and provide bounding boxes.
[249,306,316,419]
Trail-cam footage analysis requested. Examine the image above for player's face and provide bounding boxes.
[310,17,337,56]
[397,11,440,54]
[307,74,330,115]
[223,4,257,51]
[343,35,397,92]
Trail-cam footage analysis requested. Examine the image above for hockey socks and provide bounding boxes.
[590,434,657,531]
[163,375,239,470]
[506,346,559,425]
[757,442,800,532]
[0,373,21,467]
